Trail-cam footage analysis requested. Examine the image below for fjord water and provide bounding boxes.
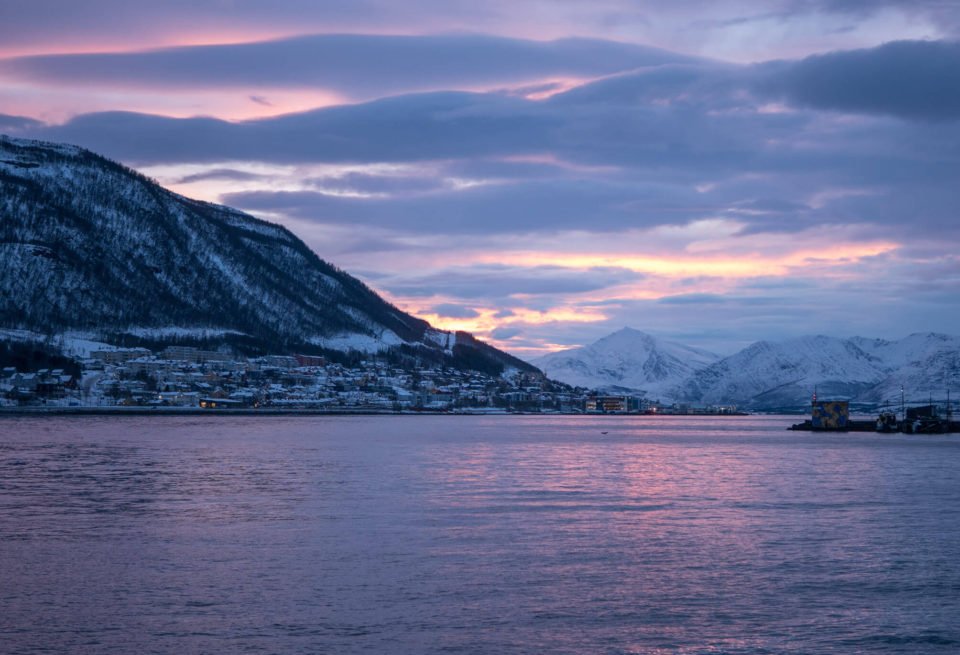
[1,416,959,654]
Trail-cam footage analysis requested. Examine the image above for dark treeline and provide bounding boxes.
[0,340,81,378]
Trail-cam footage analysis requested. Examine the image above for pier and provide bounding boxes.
[788,399,960,434]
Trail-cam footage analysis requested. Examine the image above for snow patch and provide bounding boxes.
[312,329,406,354]
[424,328,455,353]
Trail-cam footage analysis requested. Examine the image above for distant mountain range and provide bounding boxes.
[0,135,535,375]
[534,328,960,409]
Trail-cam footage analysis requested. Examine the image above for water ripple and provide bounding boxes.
[1,414,959,654]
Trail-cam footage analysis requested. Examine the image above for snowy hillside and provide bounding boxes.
[0,136,534,374]
[531,327,720,397]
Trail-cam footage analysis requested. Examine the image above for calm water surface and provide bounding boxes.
[1,415,959,654]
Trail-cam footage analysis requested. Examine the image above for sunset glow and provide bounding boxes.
[1,1,957,356]
[480,243,900,279]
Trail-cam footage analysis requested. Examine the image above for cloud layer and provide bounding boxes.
[0,34,697,99]
[760,40,960,120]
[1,16,958,356]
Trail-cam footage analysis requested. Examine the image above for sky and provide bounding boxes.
[2,0,959,358]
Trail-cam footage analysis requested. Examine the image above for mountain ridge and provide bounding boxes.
[538,328,960,409]
[0,135,536,375]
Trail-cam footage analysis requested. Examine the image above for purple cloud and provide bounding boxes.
[430,303,481,319]
[0,113,44,132]
[490,326,523,339]
[0,34,697,99]
[380,264,646,299]
[223,179,715,235]
[176,168,267,184]
[758,40,960,120]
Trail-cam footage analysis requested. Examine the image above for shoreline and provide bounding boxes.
[0,407,758,418]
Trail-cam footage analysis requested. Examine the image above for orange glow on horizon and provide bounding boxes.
[475,242,899,279]
[368,237,902,357]
[415,306,610,335]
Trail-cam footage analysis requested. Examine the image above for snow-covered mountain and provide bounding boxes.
[673,335,886,408]
[851,334,960,405]
[531,327,720,397]
[0,135,534,374]
[536,328,960,409]
[673,333,960,409]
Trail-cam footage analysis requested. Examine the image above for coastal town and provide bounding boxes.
[0,343,741,414]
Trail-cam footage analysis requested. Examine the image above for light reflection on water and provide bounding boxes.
[1,415,959,654]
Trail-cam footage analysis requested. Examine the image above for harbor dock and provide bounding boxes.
[788,400,959,434]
